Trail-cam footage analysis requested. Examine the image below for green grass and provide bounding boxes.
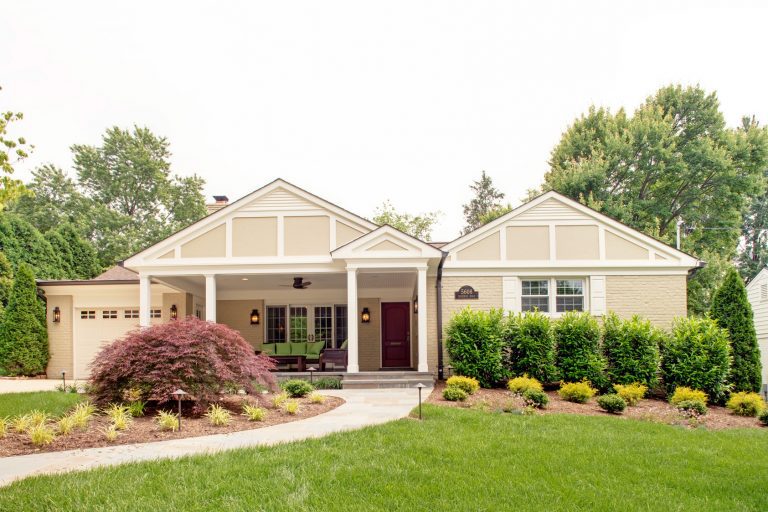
[1,405,767,511]
[0,391,84,418]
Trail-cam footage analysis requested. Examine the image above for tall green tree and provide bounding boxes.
[56,223,101,279]
[0,251,13,308]
[737,116,768,281]
[710,267,761,392]
[44,230,74,278]
[477,204,513,226]
[461,171,505,234]
[372,200,441,240]
[0,213,65,279]
[0,264,48,376]
[543,84,768,310]
[0,86,31,209]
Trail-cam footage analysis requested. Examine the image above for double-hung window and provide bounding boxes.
[520,278,585,314]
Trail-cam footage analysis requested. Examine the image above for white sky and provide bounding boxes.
[2,1,767,241]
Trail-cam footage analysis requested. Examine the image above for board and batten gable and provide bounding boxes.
[124,180,374,271]
[439,192,698,328]
[746,269,768,389]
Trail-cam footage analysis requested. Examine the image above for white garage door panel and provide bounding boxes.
[74,311,141,378]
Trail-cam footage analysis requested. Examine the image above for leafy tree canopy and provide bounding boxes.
[0,86,31,209]
[461,171,505,235]
[372,200,441,241]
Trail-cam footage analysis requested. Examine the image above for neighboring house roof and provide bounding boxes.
[746,268,768,290]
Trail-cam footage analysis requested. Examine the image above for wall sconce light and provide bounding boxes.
[250,309,260,325]
[414,297,418,314]
[52,306,61,323]
[361,307,371,323]
[170,304,178,320]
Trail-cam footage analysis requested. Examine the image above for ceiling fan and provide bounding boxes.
[280,277,312,289]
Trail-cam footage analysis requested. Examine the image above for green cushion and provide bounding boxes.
[261,343,276,355]
[275,343,291,356]
[290,342,307,355]
[340,339,348,350]
[306,341,324,356]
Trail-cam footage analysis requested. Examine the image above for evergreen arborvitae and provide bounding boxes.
[45,230,74,278]
[57,223,101,279]
[710,267,762,392]
[0,252,13,307]
[0,264,48,376]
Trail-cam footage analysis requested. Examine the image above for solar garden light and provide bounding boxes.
[415,383,426,420]
[171,389,188,431]
[307,366,317,384]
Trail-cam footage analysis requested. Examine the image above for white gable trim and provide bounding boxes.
[126,179,378,267]
[331,225,444,260]
[442,191,698,266]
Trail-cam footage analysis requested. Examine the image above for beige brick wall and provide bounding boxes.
[606,275,687,328]
[217,299,265,349]
[46,295,73,378]
[427,276,503,375]
[358,298,381,371]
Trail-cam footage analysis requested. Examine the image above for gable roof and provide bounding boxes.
[441,190,700,265]
[124,178,379,266]
[331,225,444,260]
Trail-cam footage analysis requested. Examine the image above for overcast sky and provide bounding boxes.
[2,1,767,241]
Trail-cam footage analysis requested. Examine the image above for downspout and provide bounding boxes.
[436,251,448,380]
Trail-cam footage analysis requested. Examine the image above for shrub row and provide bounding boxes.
[446,307,733,402]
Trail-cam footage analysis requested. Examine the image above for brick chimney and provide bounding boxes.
[206,195,229,214]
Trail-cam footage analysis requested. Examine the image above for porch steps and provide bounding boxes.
[341,371,434,389]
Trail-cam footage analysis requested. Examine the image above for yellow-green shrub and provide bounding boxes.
[283,400,300,415]
[57,415,77,435]
[613,383,647,406]
[446,375,480,395]
[242,404,266,421]
[205,404,232,426]
[0,417,7,438]
[12,414,31,433]
[443,386,468,402]
[507,375,543,395]
[104,424,119,442]
[309,392,326,404]
[28,410,49,428]
[669,387,708,406]
[28,424,55,446]
[272,392,289,408]
[558,381,597,403]
[726,392,765,417]
[156,410,179,432]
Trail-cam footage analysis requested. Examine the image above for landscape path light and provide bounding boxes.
[171,389,188,431]
[415,383,426,420]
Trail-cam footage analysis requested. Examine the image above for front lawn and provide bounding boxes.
[0,391,83,418]
[1,405,767,511]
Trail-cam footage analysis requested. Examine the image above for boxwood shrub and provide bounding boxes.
[446,307,507,388]
[503,312,558,383]
[602,313,662,388]
[443,386,468,402]
[522,388,548,409]
[281,379,314,398]
[661,317,731,403]
[553,312,607,390]
[597,393,626,414]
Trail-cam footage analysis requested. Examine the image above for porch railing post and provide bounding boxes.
[346,267,360,373]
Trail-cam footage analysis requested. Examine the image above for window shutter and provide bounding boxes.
[590,276,606,316]
[502,277,519,313]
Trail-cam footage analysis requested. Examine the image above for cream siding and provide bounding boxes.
[506,226,549,260]
[457,232,500,260]
[555,225,599,259]
[368,240,408,251]
[605,275,687,328]
[216,299,265,349]
[336,222,365,247]
[180,224,226,258]
[358,298,381,371]
[159,250,175,259]
[746,271,768,388]
[232,217,278,257]
[284,216,330,256]
[46,295,73,378]
[605,231,649,260]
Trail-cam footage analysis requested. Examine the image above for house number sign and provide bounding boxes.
[454,285,479,300]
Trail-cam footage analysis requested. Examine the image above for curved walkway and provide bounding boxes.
[0,388,422,487]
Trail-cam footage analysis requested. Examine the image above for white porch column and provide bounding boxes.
[417,266,428,372]
[139,274,151,328]
[205,274,217,322]
[346,267,359,373]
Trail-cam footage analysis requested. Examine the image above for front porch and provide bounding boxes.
[272,370,435,389]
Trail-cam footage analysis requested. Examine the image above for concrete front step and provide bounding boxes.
[342,372,434,389]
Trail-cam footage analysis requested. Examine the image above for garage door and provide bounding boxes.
[74,308,157,378]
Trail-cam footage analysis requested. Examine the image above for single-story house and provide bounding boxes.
[38,179,701,384]
[745,269,768,392]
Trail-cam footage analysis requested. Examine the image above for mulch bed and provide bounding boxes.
[0,393,343,457]
[427,383,764,429]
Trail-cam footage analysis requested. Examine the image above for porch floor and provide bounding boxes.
[273,371,435,389]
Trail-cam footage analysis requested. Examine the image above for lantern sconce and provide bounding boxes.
[414,297,418,314]
[250,309,260,325]
[170,304,178,320]
[52,306,61,323]
[361,307,371,323]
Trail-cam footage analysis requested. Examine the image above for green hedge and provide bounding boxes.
[602,313,662,388]
[502,311,558,383]
[445,307,507,388]
[553,312,607,390]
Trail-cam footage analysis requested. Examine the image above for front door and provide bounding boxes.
[381,302,411,368]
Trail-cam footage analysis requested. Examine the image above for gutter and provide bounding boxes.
[436,251,448,380]
[687,260,707,280]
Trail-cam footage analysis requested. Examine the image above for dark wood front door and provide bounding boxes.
[381,302,411,368]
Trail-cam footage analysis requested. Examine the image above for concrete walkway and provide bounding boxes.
[0,379,86,393]
[0,388,422,487]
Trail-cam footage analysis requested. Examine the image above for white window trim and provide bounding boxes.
[519,277,589,318]
[264,302,348,347]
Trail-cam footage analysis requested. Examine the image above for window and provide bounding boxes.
[266,306,287,343]
[80,310,95,320]
[124,309,139,319]
[521,280,549,312]
[334,305,348,348]
[556,279,584,312]
[150,309,162,319]
[102,310,117,319]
